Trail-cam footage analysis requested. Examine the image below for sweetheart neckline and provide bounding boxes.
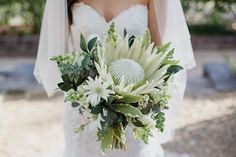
[74,2,148,24]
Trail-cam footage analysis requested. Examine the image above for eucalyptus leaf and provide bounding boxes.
[62,74,71,83]
[132,118,145,127]
[80,34,88,53]
[81,55,90,68]
[90,105,103,114]
[167,65,183,75]
[71,102,80,108]
[128,35,135,48]
[88,37,97,51]
[58,82,73,92]
[106,96,115,107]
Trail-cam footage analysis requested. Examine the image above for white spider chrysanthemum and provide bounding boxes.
[83,76,114,106]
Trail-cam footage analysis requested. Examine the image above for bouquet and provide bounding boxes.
[51,23,183,152]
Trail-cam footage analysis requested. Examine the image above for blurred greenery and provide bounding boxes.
[0,0,235,35]
[0,0,45,33]
[182,0,236,12]
[182,0,236,35]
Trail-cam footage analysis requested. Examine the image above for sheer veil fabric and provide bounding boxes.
[34,0,196,97]
[34,0,69,96]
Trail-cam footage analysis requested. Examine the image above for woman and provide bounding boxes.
[34,0,196,157]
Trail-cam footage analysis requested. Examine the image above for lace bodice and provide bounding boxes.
[70,2,148,51]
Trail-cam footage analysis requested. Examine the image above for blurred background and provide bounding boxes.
[0,0,236,157]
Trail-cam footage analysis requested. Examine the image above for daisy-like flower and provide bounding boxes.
[83,76,114,106]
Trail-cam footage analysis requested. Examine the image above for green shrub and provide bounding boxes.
[182,0,236,35]
[0,0,46,33]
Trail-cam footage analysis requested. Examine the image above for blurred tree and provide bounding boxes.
[181,0,236,35]
[182,0,236,24]
[182,0,236,12]
[0,0,46,33]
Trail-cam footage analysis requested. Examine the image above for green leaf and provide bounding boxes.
[71,102,80,108]
[80,34,88,53]
[101,128,114,152]
[62,74,71,83]
[123,28,128,37]
[106,96,115,107]
[158,42,171,54]
[128,35,135,48]
[167,65,184,75]
[90,105,102,114]
[58,82,73,91]
[141,103,152,115]
[155,112,165,132]
[133,126,152,144]
[88,37,97,51]
[118,94,143,104]
[142,29,151,47]
[113,124,126,149]
[113,104,143,118]
[81,55,90,68]
[132,118,145,127]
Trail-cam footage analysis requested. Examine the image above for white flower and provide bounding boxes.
[83,76,114,106]
[97,29,172,95]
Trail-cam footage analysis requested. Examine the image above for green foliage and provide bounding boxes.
[117,94,143,104]
[98,123,126,152]
[113,104,143,118]
[52,25,183,153]
[182,0,236,13]
[188,24,236,35]
[51,35,99,92]
[133,126,153,144]
[181,0,236,35]
[0,0,46,33]
[154,112,165,132]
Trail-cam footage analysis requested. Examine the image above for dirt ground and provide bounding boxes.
[1,50,236,157]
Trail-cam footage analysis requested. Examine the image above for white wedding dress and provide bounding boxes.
[33,0,196,156]
[63,2,187,157]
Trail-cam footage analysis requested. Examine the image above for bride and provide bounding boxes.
[34,0,196,157]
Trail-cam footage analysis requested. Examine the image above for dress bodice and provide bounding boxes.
[70,2,148,51]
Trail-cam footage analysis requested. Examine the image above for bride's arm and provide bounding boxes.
[148,0,162,46]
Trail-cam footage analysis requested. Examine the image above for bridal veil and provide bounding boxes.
[34,0,196,96]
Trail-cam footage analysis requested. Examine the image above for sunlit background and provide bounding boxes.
[0,0,236,157]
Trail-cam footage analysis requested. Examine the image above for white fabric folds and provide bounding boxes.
[34,0,196,96]
[34,0,69,96]
[154,0,196,69]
